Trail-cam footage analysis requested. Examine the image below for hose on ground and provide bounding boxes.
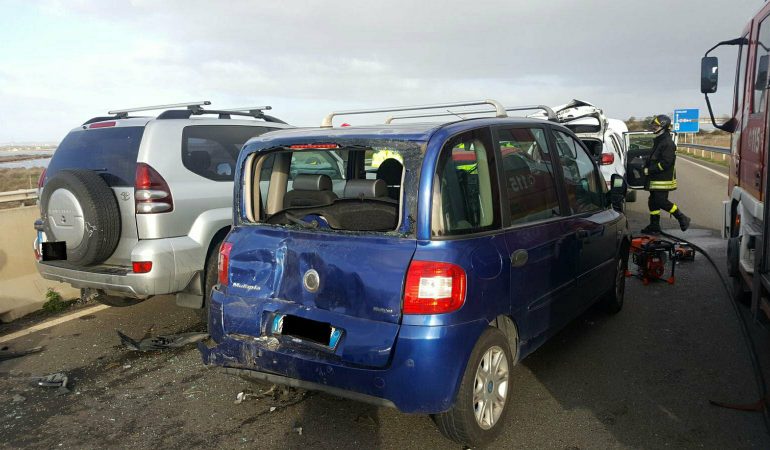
[659,230,770,435]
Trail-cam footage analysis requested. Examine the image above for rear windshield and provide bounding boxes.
[47,127,145,187]
[247,139,422,235]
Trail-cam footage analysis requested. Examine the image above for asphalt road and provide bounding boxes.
[1,156,768,449]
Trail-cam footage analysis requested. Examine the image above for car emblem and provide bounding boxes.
[303,269,320,293]
[121,192,131,201]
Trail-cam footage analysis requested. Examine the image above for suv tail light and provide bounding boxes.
[135,163,173,213]
[403,260,466,314]
[600,153,615,165]
[218,242,233,286]
[37,168,47,189]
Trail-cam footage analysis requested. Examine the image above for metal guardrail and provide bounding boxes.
[0,189,38,204]
[678,143,730,155]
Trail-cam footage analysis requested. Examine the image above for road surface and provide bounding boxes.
[1,155,767,449]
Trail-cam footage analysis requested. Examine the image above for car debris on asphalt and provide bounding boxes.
[116,329,208,352]
[0,345,44,361]
[31,372,70,395]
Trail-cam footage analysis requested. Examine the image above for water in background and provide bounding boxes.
[0,158,51,169]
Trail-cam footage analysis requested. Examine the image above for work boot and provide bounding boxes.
[640,214,661,234]
[673,210,691,232]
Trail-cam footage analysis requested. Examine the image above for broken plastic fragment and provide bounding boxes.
[0,345,44,361]
[116,329,208,351]
[32,372,68,388]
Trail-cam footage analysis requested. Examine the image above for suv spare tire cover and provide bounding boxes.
[41,169,121,266]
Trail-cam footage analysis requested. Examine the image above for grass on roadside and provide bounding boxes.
[679,151,730,167]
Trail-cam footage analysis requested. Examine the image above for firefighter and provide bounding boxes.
[640,114,691,234]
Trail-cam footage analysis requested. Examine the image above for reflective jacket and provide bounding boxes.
[645,131,677,191]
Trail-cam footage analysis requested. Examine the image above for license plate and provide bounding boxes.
[271,314,342,349]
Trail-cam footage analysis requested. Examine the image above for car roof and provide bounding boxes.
[244,117,555,147]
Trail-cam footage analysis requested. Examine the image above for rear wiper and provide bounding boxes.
[285,212,318,229]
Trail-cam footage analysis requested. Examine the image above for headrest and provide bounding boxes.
[293,174,333,191]
[188,151,211,170]
[344,179,387,198]
[376,158,403,185]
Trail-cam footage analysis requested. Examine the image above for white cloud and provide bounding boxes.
[0,0,761,140]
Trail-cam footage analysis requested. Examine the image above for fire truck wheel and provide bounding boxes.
[731,275,750,305]
[601,253,627,314]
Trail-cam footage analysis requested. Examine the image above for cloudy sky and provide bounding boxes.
[0,0,762,142]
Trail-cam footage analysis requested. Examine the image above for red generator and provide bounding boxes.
[628,235,677,285]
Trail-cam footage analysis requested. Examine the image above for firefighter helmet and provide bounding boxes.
[650,114,672,131]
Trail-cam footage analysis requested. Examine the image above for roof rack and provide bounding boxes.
[155,105,287,124]
[321,100,507,128]
[384,105,557,124]
[108,101,211,118]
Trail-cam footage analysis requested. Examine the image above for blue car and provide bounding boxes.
[199,101,630,447]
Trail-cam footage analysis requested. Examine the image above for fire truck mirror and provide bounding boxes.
[700,56,719,94]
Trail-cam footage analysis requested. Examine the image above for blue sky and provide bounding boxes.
[0,0,762,142]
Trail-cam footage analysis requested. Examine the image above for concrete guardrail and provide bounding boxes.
[0,189,38,204]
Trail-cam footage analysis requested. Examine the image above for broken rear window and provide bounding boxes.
[245,140,422,235]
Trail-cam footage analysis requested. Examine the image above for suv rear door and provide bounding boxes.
[43,123,146,267]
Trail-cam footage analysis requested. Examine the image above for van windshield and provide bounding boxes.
[248,140,422,235]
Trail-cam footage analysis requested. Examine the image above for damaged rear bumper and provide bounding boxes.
[200,290,487,414]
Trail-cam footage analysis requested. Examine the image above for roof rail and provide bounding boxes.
[108,101,211,118]
[384,104,557,124]
[321,99,507,128]
[154,105,287,124]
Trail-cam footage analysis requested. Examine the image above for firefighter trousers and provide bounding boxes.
[647,190,677,215]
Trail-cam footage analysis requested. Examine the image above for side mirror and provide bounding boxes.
[608,174,627,211]
[701,56,719,94]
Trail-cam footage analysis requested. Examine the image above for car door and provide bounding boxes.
[551,128,621,310]
[492,125,579,346]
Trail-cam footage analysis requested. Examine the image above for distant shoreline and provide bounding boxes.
[0,155,51,163]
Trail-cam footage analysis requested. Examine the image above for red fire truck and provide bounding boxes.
[702,3,770,318]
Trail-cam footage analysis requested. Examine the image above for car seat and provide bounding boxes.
[376,158,403,200]
[283,174,338,208]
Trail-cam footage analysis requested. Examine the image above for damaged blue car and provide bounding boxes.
[199,100,630,447]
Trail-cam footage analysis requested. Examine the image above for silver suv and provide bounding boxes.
[34,101,292,315]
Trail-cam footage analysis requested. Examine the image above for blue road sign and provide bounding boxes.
[673,109,699,133]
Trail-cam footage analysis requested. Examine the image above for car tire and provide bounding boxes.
[432,327,513,448]
[41,169,121,266]
[625,189,637,202]
[198,241,222,328]
[601,252,627,314]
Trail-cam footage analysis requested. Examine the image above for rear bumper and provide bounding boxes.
[35,235,205,298]
[200,288,487,414]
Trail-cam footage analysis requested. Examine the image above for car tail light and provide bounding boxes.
[89,121,117,129]
[132,261,152,273]
[218,242,233,286]
[403,260,466,314]
[37,168,47,188]
[288,143,340,149]
[600,153,615,165]
[135,163,173,213]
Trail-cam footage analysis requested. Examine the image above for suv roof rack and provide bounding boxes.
[156,105,287,124]
[108,101,212,118]
[384,105,557,124]
[321,100,507,128]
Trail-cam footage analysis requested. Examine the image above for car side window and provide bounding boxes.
[433,128,500,236]
[182,125,268,181]
[609,134,623,163]
[552,130,605,214]
[497,127,561,225]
